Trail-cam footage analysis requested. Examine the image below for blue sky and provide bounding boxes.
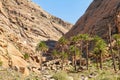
[32,0,93,24]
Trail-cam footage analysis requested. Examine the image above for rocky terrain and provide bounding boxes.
[65,0,120,40]
[1,0,120,79]
[0,0,72,76]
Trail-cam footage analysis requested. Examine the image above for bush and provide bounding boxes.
[101,77,112,80]
[0,60,3,66]
[23,53,29,60]
[53,71,69,80]
[117,77,120,80]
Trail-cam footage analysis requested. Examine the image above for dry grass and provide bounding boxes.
[0,67,41,80]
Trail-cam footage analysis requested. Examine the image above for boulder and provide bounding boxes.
[7,43,23,57]
[19,67,29,76]
[68,76,74,80]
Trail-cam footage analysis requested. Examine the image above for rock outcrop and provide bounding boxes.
[65,0,120,40]
[0,0,72,75]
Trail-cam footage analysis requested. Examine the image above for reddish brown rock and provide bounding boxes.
[65,0,120,40]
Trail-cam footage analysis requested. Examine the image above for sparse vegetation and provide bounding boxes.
[0,61,3,66]
[0,68,42,80]
[23,53,29,60]
[0,58,3,66]
[53,71,69,80]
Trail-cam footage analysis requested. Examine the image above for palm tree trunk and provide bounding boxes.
[100,52,102,69]
[61,57,64,70]
[108,24,117,72]
[86,42,89,70]
[79,42,82,67]
[79,57,81,67]
[72,56,74,66]
[40,53,43,70]
[111,52,116,71]
[74,54,77,71]
[116,40,120,70]
[118,47,120,70]
[61,48,64,70]
[96,56,99,69]
[116,42,120,70]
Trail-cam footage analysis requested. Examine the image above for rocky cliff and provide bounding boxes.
[0,0,72,75]
[65,0,120,40]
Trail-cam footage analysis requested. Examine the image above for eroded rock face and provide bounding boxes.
[0,0,72,53]
[0,0,72,74]
[65,0,120,40]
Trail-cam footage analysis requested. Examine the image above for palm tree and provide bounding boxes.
[93,47,99,68]
[113,34,120,70]
[36,41,48,53]
[108,24,117,71]
[52,49,59,59]
[69,45,75,67]
[58,37,68,52]
[36,41,48,69]
[69,45,80,71]
[82,34,91,70]
[93,36,107,69]
[71,34,83,66]
[58,37,69,70]
[70,36,79,64]
[77,34,84,67]
[59,51,68,70]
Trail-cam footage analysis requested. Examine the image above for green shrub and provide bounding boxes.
[23,53,29,60]
[117,77,120,80]
[100,77,112,80]
[0,60,3,66]
[53,71,69,80]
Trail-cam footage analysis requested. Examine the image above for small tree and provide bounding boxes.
[36,41,48,53]
[23,53,29,60]
[52,49,60,59]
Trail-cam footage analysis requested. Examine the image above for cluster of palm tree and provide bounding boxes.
[52,33,120,71]
[53,34,93,71]
[35,33,120,72]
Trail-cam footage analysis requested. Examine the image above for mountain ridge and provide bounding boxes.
[65,0,120,40]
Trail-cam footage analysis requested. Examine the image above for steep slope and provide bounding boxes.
[0,0,72,75]
[65,0,120,40]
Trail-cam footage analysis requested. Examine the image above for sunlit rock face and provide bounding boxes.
[65,0,120,40]
[0,0,72,72]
